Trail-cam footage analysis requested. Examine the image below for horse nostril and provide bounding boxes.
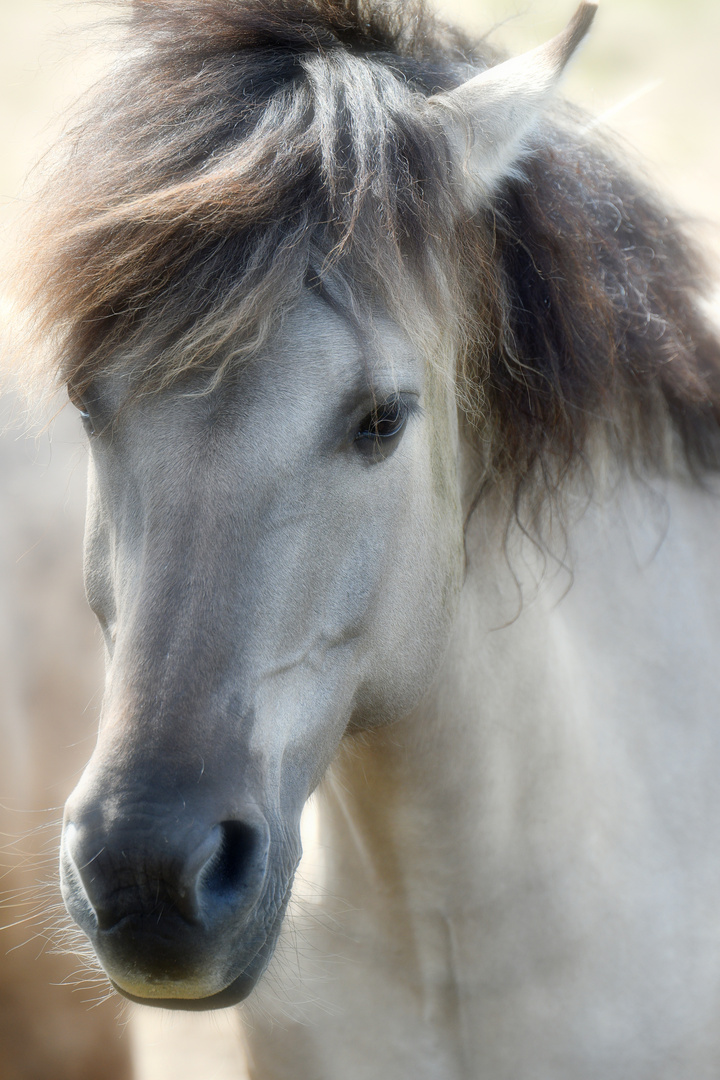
[200,820,261,901]
[62,814,270,933]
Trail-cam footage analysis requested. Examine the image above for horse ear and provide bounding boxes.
[430,2,598,206]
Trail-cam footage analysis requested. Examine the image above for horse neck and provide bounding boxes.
[314,467,720,932]
[315,496,606,932]
[261,469,720,1075]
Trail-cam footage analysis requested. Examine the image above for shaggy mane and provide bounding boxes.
[14,0,720,498]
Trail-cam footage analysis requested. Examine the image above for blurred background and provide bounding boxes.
[0,2,717,1078]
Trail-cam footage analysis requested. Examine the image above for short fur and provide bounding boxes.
[15,0,720,500]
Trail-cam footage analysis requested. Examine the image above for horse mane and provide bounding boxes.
[15,0,720,501]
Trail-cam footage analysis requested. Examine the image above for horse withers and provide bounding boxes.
[15,1,720,1076]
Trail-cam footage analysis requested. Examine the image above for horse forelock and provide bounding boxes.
[16,0,478,386]
[13,0,720,505]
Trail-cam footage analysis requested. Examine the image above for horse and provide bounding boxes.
[12,0,720,1075]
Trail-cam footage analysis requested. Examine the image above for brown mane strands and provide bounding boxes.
[13,0,720,508]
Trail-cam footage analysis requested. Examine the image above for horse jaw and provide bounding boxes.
[429,2,598,204]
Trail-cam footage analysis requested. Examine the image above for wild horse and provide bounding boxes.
[15,1,720,1076]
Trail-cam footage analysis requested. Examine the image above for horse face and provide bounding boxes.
[60,292,465,1007]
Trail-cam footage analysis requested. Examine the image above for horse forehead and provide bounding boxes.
[99,294,426,506]
[254,292,422,397]
[117,295,422,454]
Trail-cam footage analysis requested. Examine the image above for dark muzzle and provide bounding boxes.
[60,793,280,1006]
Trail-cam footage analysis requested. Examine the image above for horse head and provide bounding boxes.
[45,2,597,1006]
[61,297,466,1006]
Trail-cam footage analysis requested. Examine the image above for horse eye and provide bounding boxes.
[355,398,409,458]
[79,411,96,437]
[68,389,96,436]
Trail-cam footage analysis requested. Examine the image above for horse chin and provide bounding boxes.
[100,890,289,1011]
[104,933,272,1010]
[110,968,260,1011]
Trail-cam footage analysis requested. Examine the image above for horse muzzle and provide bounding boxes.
[60,800,297,1008]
